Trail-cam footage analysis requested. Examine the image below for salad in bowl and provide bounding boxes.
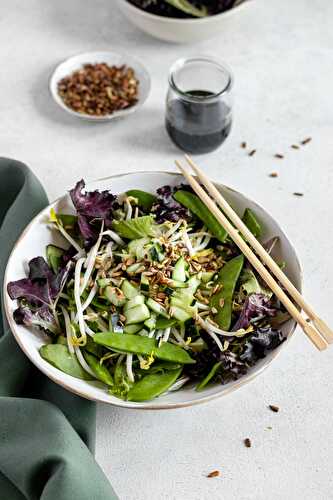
[6,175,297,404]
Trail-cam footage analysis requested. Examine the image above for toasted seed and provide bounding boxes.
[241,141,247,149]
[269,172,278,178]
[269,404,280,413]
[293,192,304,197]
[248,149,256,157]
[244,438,252,448]
[207,470,220,478]
[274,154,284,159]
[301,137,312,145]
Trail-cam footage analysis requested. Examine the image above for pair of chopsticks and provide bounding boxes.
[175,155,333,351]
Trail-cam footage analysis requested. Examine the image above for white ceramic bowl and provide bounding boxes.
[117,0,251,43]
[4,171,301,410]
[49,51,151,121]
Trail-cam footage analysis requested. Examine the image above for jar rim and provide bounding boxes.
[168,56,233,102]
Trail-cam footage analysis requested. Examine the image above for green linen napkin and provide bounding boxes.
[0,158,118,500]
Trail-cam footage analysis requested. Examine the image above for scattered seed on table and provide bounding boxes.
[291,144,300,150]
[300,137,312,145]
[269,172,278,178]
[248,149,256,157]
[244,438,252,448]
[274,154,284,159]
[207,470,220,478]
[241,141,247,149]
[269,404,280,413]
[293,192,304,197]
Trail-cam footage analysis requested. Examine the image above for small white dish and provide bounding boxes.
[4,171,302,410]
[49,51,151,121]
[117,0,251,44]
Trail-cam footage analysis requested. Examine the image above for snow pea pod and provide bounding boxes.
[127,367,183,402]
[93,332,196,364]
[125,189,156,211]
[210,254,244,330]
[242,208,262,239]
[40,344,95,381]
[173,190,228,243]
[196,361,222,391]
[84,351,113,386]
[155,317,177,330]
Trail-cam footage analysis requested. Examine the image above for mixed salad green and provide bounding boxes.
[8,181,290,402]
[128,0,244,18]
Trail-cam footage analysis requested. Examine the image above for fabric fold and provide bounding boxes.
[0,158,117,500]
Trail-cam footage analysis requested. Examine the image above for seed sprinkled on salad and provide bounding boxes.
[7,181,290,402]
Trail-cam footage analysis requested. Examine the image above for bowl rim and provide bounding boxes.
[3,170,302,410]
[49,50,151,122]
[117,0,251,24]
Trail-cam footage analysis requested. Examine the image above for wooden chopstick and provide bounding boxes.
[184,155,333,346]
[175,158,329,351]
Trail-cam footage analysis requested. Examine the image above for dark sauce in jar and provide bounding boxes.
[166,90,232,154]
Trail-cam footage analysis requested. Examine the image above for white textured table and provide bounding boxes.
[1,1,333,499]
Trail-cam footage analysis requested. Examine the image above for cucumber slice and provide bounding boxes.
[123,295,145,312]
[172,257,187,282]
[140,274,150,293]
[170,296,197,315]
[125,304,150,325]
[128,237,150,260]
[186,275,201,293]
[98,278,112,288]
[170,306,192,322]
[146,298,169,318]
[149,243,165,263]
[137,328,150,337]
[123,323,143,334]
[46,244,64,274]
[144,314,156,331]
[127,263,142,273]
[121,279,140,299]
[104,286,126,307]
[167,280,189,288]
[201,271,216,283]
[172,288,196,307]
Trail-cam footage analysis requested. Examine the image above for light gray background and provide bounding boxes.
[1,1,333,499]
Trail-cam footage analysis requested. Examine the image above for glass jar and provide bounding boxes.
[165,56,233,154]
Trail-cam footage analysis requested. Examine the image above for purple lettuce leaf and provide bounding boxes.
[185,338,248,383]
[232,293,277,331]
[240,327,285,365]
[151,184,192,223]
[7,257,69,308]
[69,179,118,245]
[13,304,59,335]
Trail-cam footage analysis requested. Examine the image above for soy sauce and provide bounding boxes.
[165,90,232,154]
